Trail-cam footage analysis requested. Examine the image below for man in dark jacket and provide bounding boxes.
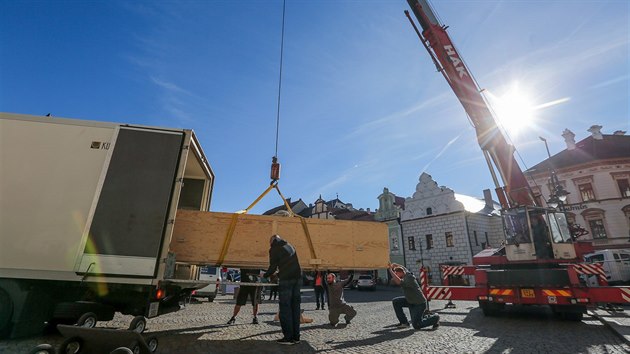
[388,263,438,330]
[263,234,302,345]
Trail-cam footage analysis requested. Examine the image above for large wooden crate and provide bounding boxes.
[170,210,389,270]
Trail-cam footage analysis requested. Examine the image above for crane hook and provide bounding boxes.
[270,156,281,184]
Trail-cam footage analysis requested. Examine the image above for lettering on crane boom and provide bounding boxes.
[444,45,468,79]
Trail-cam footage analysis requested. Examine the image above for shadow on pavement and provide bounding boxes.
[322,326,415,352]
[437,305,626,353]
[155,335,317,354]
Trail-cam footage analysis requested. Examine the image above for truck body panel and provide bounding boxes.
[0,112,214,338]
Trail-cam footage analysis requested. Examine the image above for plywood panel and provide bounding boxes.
[170,210,389,270]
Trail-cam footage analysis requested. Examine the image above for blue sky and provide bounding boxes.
[1,0,628,214]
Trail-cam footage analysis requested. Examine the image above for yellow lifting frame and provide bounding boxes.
[216,182,319,268]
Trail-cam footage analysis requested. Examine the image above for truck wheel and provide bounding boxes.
[129,342,141,354]
[146,336,158,352]
[76,312,97,328]
[59,336,83,354]
[28,344,56,354]
[128,316,146,333]
[109,348,133,354]
[479,301,504,316]
[562,311,583,321]
[0,288,13,338]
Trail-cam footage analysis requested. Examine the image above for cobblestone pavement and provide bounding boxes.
[3,287,629,354]
[590,305,630,345]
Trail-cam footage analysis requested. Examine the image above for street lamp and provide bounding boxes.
[553,184,569,203]
[547,195,560,209]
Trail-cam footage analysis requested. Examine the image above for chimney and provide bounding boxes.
[562,129,576,150]
[367,208,371,213]
[587,125,604,140]
[613,130,627,136]
[483,189,494,209]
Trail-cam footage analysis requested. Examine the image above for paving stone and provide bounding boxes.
[1,287,628,353]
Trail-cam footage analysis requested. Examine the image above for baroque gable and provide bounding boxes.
[401,172,464,221]
[375,187,400,221]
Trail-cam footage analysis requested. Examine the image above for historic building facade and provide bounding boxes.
[526,126,630,250]
[375,188,406,282]
[381,173,503,284]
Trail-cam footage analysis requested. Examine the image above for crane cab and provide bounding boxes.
[502,207,577,262]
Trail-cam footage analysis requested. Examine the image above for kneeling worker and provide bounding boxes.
[327,271,357,326]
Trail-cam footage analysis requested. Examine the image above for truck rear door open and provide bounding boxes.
[76,127,183,278]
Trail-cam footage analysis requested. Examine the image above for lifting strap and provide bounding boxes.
[274,184,317,262]
[216,182,318,268]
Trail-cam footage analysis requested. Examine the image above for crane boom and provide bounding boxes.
[401,3,626,319]
[405,0,535,209]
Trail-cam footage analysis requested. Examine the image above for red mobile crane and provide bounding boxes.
[405,0,630,320]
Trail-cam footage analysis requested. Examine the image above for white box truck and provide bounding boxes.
[0,112,215,338]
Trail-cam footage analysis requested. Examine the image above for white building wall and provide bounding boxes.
[402,212,473,283]
[386,173,505,284]
[465,213,504,256]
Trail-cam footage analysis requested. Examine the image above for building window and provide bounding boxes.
[445,232,454,247]
[389,230,399,251]
[473,231,478,246]
[408,237,416,250]
[426,234,433,250]
[573,176,595,202]
[583,209,608,239]
[485,232,489,247]
[588,219,608,239]
[579,182,596,201]
[617,178,630,198]
[623,206,630,233]
[390,232,399,251]
[426,207,432,215]
[611,173,630,199]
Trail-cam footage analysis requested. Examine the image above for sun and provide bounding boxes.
[488,83,536,137]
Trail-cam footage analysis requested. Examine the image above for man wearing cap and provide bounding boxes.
[263,234,302,345]
[388,262,438,330]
